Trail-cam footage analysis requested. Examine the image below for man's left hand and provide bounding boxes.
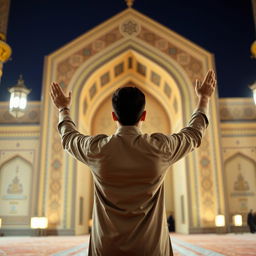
[50,82,72,110]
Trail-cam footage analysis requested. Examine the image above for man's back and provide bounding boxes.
[89,126,171,255]
[57,111,208,255]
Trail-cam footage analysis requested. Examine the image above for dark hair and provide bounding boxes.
[112,87,145,126]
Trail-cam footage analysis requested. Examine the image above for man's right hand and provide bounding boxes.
[195,70,216,99]
[195,70,216,114]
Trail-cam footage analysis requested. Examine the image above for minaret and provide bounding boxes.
[0,0,12,81]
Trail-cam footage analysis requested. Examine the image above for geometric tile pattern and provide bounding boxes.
[150,71,161,86]
[136,62,146,76]
[100,72,110,87]
[164,83,172,98]
[89,83,97,99]
[114,62,124,77]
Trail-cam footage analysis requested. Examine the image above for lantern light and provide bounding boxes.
[8,75,31,118]
[215,215,225,227]
[233,214,243,226]
[250,82,256,105]
[30,217,48,229]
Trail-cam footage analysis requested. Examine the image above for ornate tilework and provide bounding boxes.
[137,26,203,82]
[0,103,40,124]
[89,83,97,100]
[92,40,106,52]
[69,54,84,67]
[164,83,171,98]
[100,72,110,87]
[137,62,146,76]
[219,100,256,121]
[155,39,169,51]
[120,19,141,37]
[114,62,124,77]
[150,71,161,86]
[128,57,133,69]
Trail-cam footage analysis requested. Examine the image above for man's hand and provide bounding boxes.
[195,70,216,114]
[195,70,216,99]
[50,82,72,110]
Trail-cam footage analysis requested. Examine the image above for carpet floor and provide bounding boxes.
[0,233,255,256]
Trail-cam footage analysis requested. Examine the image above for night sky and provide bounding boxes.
[0,0,255,102]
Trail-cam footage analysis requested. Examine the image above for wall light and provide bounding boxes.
[215,215,225,227]
[233,215,243,226]
[250,82,256,105]
[30,217,48,229]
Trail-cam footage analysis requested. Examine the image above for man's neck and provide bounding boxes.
[116,122,141,128]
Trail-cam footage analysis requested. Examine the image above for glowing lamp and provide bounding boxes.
[88,219,93,228]
[30,217,48,229]
[251,40,256,59]
[0,218,2,228]
[233,214,243,226]
[9,75,31,118]
[250,82,256,105]
[215,215,225,227]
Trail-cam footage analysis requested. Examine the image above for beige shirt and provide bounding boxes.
[58,110,208,256]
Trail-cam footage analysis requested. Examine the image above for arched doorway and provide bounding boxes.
[73,48,190,234]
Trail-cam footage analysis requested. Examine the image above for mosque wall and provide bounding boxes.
[219,98,256,230]
[0,8,255,236]
[0,97,255,235]
[0,102,40,235]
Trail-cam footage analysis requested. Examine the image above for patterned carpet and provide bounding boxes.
[0,233,255,256]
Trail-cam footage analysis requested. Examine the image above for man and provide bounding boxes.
[247,209,256,233]
[50,70,216,256]
[167,213,175,232]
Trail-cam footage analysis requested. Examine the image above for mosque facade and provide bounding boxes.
[0,4,256,236]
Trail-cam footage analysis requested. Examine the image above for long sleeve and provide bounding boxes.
[57,110,107,165]
[151,109,209,165]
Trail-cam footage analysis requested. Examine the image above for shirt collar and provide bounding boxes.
[115,125,142,135]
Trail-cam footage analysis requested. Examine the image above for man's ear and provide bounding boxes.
[112,112,118,121]
[140,110,146,121]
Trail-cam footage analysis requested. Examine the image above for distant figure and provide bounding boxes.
[167,214,175,232]
[247,209,256,233]
[50,70,216,256]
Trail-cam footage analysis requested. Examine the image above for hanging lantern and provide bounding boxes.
[9,75,31,118]
[250,82,256,105]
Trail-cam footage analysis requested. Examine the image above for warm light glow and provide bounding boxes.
[250,83,256,105]
[215,215,225,227]
[0,218,2,228]
[13,96,20,108]
[88,219,93,227]
[8,75,31,118]
[19,96,27,109]
[31,217,48,229]
[233,215,242,226]
[253,89,256,105]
